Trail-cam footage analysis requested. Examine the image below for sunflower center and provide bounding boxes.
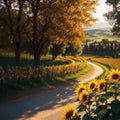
[79,88,85,93]
[66,110,74,119]
[112,74,119,79]
[100,83,105,89]
[90,83,95,89]
[83,94,88,102]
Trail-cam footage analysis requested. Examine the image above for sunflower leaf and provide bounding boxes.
[78,104,86,112]
[82,113,90,120]
[94,105,106,114]
[115,92,120,96]
[106,91,114,98]
[73,115,81,120]
[111,100,120,114]
[97,108,108,119]
[100,93,106,97]
[108,114,120,120]
[112,85,117,89]
[98,97,106,103]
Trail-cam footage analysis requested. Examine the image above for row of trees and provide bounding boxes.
[0,0,98,67]
[83,39,120,57]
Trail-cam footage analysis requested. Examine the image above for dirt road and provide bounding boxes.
[0,61,104,120]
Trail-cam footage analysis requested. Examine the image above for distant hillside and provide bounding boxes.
[85,29,119,41]
[84,22,112,31]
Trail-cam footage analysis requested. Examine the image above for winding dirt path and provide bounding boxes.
[0,61,104,120]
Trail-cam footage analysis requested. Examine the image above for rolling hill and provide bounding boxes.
[84,22,119,41]
[84,22,112,31]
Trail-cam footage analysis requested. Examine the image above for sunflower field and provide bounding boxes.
[62,69,120,120]
[91,58,120,69]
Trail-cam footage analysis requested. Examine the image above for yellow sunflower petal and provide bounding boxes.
[79,91,89,104]
[75,84,86,96]
[88,80,97,92]
[98,79,106,92]
[108,69,120,82]
[62,105,77,120]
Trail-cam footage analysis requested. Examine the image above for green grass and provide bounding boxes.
[55,63,93,82]
[92,61,110,79]
[0,56,69,69]
[83,56,111,79]
[0,56,33,68]
[0,63,94,99]
[86,29,120,41]
[40,59,69,66]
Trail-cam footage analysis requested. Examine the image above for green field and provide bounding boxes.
[86,29,120,41]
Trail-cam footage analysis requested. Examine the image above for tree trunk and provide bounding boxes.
[13,34,21,68]
[34,50,40,66]
[110,42,114,57]
[51,44,56,61]
[52,53,55,61]
[14,42,21,68]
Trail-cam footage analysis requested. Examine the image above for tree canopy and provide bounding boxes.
[105,0,120,36]
[0,0,98,66]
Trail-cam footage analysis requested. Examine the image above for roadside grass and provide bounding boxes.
[91,61,110,79]
[81,55,120,79]
[55,63,93,82]
[0,54,90,99]
[81,55,95,60]
[88,57,120,79]
[0,63,93,99]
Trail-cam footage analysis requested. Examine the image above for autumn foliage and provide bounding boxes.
[0,0,98,66]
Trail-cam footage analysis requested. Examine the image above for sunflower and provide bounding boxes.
[88,80,97,92]
[98,79,106,92]
[62,105,77,120]
[79,91,89,104]
[75,84,86,96]
[108,69,120,82]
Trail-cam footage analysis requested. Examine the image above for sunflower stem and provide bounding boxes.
[88,104,91,117]
[105,82,107,107]
[95,95,99,108]
[114,84,118,100]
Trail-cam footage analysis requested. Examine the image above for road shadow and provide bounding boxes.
[0,81,78,120]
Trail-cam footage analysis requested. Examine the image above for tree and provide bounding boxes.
[50,42,65,60]
[24,0,98,66]
[105,0,120,36]
[0,21,12,50]
[0,0,27,68]
[24,0,54,66]
[64,39,83,56]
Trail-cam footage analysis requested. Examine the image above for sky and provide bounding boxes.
[93,0,112,23]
